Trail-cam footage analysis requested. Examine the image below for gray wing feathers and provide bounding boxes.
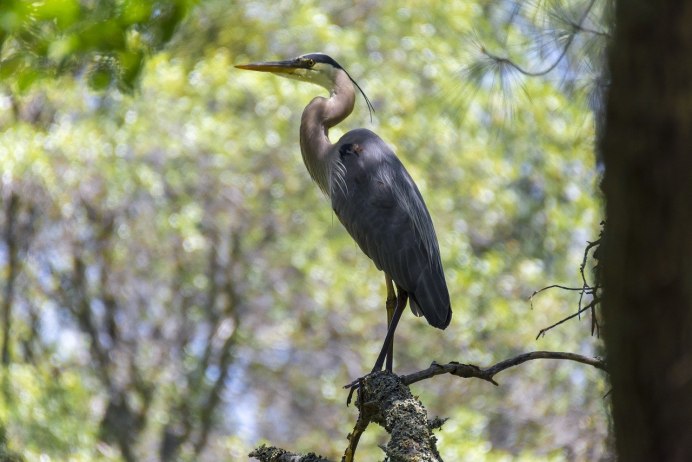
[330,129,451,329]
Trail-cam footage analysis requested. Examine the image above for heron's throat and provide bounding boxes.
[299,70,356,194]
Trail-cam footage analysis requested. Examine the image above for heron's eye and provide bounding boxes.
[305,58,315,67]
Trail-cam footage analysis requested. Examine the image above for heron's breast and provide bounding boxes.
[335,142,370,185]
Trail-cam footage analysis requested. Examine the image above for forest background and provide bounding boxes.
[0,1,610,460]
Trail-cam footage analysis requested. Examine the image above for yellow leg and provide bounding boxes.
[386,274,396,324]
[385,274,396,371]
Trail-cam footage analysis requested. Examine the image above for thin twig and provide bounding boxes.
[568,22,610,38]
[580,239,601,289]
[579,238,602,335]
[536,297,599,339]
[481,0,598,77]
[531,233,603,337]
[530,284,590,306]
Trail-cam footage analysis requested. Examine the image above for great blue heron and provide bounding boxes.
[236,53,451,374]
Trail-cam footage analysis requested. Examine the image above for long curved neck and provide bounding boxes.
[299,69,356,194]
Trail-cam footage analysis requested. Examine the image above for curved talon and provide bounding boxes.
[346,384,357,406]
[344,379,360,390]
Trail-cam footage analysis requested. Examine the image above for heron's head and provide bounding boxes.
[236,52,374,118]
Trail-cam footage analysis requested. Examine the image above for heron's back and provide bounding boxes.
[329,129,452,329]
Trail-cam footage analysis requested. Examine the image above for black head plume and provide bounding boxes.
[301,53,375,122]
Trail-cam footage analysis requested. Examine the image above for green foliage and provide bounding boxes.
[0,0,197,91]
[1,365,105,461]
[0,0,609,460]
[0,422,24,462]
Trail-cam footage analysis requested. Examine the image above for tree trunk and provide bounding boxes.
[601,1,692,461]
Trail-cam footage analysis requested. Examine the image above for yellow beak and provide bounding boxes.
[235,60,303,75]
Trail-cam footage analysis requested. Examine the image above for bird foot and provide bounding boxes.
[344,367,391,406]
[344,376,365,406]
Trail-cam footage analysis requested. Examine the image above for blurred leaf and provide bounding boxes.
[0,54,24,79]
[118,49,144,91]
[47,34,79,62]
[33,0,81,29]
[78,19,127,51]
[121,0,152,25]
[15,67,38,91]
[88,61,114,89]
[0,1,31,34]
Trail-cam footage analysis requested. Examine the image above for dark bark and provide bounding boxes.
[601,1,692,461]
[1,193,20,366]
[252,372,444,462]
[354,372,443,462]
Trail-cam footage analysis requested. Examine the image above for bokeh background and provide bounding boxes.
[0,0,610,460]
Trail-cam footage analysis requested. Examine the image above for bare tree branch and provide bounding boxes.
[401,351,607,387]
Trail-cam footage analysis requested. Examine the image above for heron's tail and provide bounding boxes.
[409,267,452,329]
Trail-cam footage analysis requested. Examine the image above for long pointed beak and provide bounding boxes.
[235,60,300,75]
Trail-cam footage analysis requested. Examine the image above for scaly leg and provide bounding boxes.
[385,274,397,371]
[371,285,408,373]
